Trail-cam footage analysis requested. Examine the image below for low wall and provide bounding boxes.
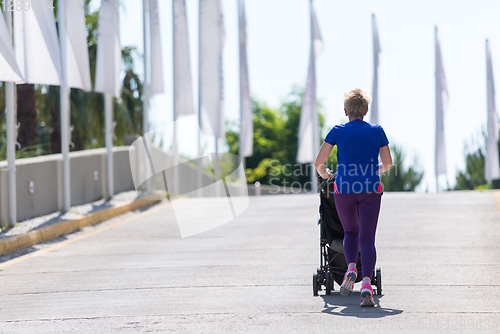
[0,147,135,223]
[0,146,310,224]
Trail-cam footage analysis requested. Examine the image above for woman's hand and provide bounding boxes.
[321,168,333,179]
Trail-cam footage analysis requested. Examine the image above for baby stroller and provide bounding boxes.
[313,175,382,296]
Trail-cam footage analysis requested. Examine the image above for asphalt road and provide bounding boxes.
[0,190,499,333]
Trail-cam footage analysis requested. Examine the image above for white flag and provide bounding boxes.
[371,13,381,125]
[297,6,323,164]
[173,0,194,117]
[60,0,92,91]
[14,7,61,85]
[95,0,121,97]
[486,40,500,182]
[149,0,164,95]
[435,26,448,178]
[199,0,225,139]
[239,0,252,157]
[0,12,23,82]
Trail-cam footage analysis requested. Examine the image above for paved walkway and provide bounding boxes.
[0,191,498,333]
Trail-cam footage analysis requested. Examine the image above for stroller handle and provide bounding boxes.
[318,172,337,191]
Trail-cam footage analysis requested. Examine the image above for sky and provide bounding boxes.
[91,0,500,192]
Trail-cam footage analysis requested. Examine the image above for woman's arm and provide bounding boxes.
[379,145,392,174]
[315,142,334,179]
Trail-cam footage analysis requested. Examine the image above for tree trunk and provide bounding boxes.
[47,86,61,154]
[17,84,38,148]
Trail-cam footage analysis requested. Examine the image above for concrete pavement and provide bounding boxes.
[0,193,162,257]
[0,191,499,333]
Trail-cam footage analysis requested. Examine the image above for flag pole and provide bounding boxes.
[95,0,119,198]
[172,0,179,197]
[238,0,245,196]
[105,93,114,197]
[214,0,222,198]
[486,39,490,183]
[214,138,220,196]
[371,13,379,125]
[60,90,71,210]
[197,0,203,197]
[143,0,151,193]
[310,0,319,193]
[58,0,71,211]
[4,4,16,226]
[435,26,439,193]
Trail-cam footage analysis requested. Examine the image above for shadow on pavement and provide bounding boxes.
[34,198,116,231]
[0,200,164,267]
[0,234,70,265]
[28,212,67,231]
[319,292,403,318]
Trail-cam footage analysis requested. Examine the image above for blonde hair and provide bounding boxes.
[343,88,372,118]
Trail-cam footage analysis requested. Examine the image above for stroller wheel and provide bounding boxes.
[313,274,319,296]
[376,268,382,295]
[325,271,332,295]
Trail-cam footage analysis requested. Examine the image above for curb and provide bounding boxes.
[0,197,163,256]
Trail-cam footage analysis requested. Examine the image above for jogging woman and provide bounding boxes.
[315,88,392,307]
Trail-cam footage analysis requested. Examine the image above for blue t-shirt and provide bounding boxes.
[324,119,389,194]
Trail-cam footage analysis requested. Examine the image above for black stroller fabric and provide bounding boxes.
[320,180,344,244]
[320,179,363,285]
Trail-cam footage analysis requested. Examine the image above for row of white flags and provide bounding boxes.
[295,8,500,186]
[0,0,253,157]
[0,0,121,93]
[3,1,497,185]
[182,0,253,157]
[435,31,500,184]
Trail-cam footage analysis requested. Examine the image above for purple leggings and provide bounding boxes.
[334,192,382,280]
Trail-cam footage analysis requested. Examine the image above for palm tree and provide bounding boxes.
[120,46,144,136]
[46,86,61,153]
[38,0,144,153]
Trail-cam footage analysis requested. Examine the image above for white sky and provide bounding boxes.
[91,0,500,192]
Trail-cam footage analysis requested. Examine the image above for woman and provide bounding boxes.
[315,88,392,307]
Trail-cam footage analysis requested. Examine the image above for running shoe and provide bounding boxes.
[340,266,357,296]
[360,282,375,307]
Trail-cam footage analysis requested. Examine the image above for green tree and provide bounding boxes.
[454,134,488,190]
[120,46,144,137]
[226,87,332,190]
[380,145,424,191]
[455,149,486,190]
